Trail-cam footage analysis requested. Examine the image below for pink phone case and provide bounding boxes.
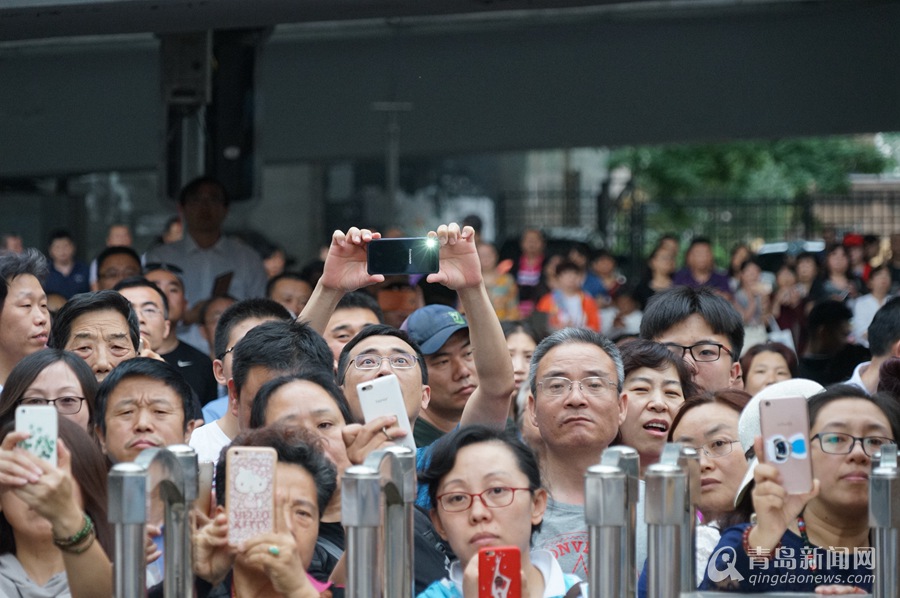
[226,447,276,545]
[759,396,813,494]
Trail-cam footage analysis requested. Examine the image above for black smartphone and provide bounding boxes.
[367,237,440,276]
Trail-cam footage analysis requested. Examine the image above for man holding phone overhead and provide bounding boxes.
[300,223,514,454]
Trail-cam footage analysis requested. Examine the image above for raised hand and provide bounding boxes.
[426,224,483,291]
[318,228,384,292]
[342,415,407,465]
[191,509,234,584]
[748,436,820,551]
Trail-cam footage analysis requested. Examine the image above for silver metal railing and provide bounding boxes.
[870,443,899,598]
[107,445,199,598]
[342,445,416,598]
[641,443,698,598]
[585,445,640,598]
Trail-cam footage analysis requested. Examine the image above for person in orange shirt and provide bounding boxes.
[535,260,600,333]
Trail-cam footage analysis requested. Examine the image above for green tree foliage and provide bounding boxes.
[610,136,893,200]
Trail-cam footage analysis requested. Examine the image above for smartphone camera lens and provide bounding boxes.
[768,434,790,463]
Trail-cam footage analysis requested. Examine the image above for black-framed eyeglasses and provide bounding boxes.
[216,346,236,361]
[144,262,184,275]
[20,396,85,415]
[436,487,532,512]
[351,353,418,371]
[99,267,141,280]
[664,342,733,363]
[537,376,617,397]
[688,439,741,459]
[811,432,896,457]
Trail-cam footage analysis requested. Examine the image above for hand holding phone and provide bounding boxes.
[356,375,416,452]
[478,546,521,598]
[15,405,58,466]
[366,237,440,276]
[758,396,813,494]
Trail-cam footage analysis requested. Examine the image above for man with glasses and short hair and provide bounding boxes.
[640,286,745,391]
[94,246,142,291]
[115,275,217,405]
[144,264,218,404]
[526,327,637,576]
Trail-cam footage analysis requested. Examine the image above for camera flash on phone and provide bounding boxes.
[425,237,437,249]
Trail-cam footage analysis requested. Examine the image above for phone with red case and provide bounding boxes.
[758,395,813,494]
[478,546,521,598]
[226,446,277,545]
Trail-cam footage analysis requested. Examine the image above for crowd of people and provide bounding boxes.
[0,174,898,596]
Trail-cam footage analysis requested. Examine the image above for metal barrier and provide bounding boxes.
[342,446,416,598]
[107,444,199,598]
[641,443,698,598]
[585,446,640,598]
[871,443,899,598]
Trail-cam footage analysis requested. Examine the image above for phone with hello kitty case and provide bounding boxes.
[478,546,521,598]
[226,446,276,545]
[759,396,813,494]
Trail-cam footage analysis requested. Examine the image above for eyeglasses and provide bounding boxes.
[351,353,418,371]
[436,487,532,512]
[144,262,184,275]
[20,396,85,415]
[216,346,236,362]
[664,342,733,363]
[138,305,164,319]
[811,432,896,457]
[100,268,141,280]
[689,439,741,459]
[538,376,617,397]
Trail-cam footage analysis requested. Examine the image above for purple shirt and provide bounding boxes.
[672,268,731,295]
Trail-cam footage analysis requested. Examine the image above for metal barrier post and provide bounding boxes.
[108,463,148,598]
[585,464,626,598]
[645,462,686,598]
[167,445,199,598]
[342,446,416,598]
[658,444,699,593]
[108,446,197,598]
[871,443,899,598]
[599,445,640,597]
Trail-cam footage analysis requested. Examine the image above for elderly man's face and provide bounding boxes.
[529,341,626,453]
[97,375,188,463]
[64,308,136,381]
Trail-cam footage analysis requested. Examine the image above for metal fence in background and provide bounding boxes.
[497,190,900,279]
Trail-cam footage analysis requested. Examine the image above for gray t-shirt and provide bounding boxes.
[532,480,648,580]
[0,553,71,598]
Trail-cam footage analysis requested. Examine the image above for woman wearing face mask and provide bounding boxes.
[701,384,900,593]
[418,425,585,597]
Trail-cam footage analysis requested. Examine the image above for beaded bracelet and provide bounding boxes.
[53,513,94,548]
[741,524,781,559]
[58,528,96,555]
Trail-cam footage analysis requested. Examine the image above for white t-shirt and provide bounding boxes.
[189,420,232,465]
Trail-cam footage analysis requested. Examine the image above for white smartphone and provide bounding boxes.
[356,374,417,452]
[15,405,58,466]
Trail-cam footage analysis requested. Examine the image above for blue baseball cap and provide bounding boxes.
[401,304,469,355]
